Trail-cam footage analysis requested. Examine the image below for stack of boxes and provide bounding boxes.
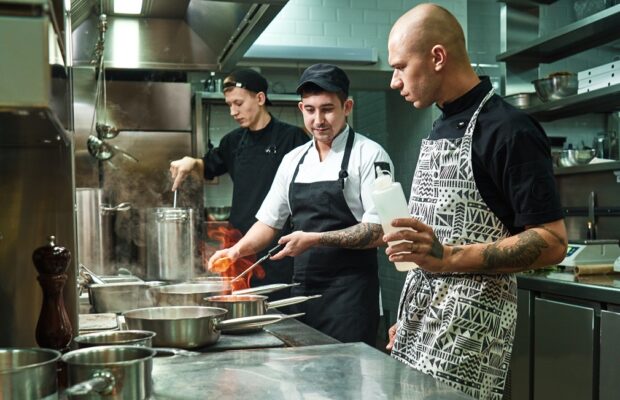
[577,60,619,94]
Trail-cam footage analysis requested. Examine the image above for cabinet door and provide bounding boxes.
[533,298,595,400]
[509,289,532,400]
[600,309,620,400]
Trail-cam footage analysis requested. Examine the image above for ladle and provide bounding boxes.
[87,135,139,163]
[96,122,120,139]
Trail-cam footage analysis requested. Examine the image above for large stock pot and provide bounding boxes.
[146,207,195,282]
[0,348,61,399]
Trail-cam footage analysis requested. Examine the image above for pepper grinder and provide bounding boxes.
[32,235,73,351]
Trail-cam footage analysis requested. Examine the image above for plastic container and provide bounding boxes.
[371,167,418,271]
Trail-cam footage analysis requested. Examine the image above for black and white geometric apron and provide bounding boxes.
[391,89,518,400]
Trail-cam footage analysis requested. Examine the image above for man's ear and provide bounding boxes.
[257,91,267,106]
[431,45,447,71]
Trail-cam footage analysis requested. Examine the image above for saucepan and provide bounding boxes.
[62,345,155,399]
[0,347,61,399]
[89,281,166,313]
[204,293,320,322]
[150,282,301,306]
[122,306,303,349]
[73,330,157,348]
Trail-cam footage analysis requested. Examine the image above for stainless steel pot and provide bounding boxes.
[150,283,232,306]
[0,348,61,399]
[122,306,303,349]
[151,282,302,306]
[204,294,320,320]
[63,346,155,399]
[74,330,156,348]
[146,208,195,282]
[89,281,165,313]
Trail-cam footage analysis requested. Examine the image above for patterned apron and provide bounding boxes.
[391,89,518,400]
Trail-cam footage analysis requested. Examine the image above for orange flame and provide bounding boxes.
[201,222,266,290]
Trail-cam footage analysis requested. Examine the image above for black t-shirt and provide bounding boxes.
[430,78,563,234]
[202,115,309,233]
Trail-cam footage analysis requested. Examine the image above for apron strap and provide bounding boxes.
[339,127,355,189]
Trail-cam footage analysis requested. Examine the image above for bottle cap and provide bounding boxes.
[373,166,393,191]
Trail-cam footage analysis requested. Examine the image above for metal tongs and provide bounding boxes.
[232,243,284,282]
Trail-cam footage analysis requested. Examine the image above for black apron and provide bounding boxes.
[230,128,293,300]
[287,128,379,345]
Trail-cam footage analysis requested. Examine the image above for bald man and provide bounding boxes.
[384,4,567,399]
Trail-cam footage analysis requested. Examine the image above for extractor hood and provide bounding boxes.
[71,0,288,71]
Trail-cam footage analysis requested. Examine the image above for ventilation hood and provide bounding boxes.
[71,0,288,71]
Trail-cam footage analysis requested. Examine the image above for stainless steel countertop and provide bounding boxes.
[151,342,473,399]
[517,269,620,303]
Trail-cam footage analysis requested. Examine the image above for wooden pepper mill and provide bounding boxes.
[32,235,73,351]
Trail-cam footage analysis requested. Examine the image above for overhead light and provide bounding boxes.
[114,0,143,15]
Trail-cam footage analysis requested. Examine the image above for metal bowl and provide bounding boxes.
[503,92,540,109]
[206,206,231,221]
[558,149,596,167]
[532,73,578,102]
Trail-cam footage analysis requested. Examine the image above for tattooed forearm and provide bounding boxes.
[430,237,444,259]
[482,230,549,272]
[532,224,567,246]
[318,223,383,249]
[451,246,464,255]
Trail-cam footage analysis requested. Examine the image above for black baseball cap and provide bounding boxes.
[296,63,349,97]
[223,68,272,105]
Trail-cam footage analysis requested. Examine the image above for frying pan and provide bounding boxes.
[203,294,320,333]
[122,306,303,349]
[150,282,301,306]
[203,294,320,320]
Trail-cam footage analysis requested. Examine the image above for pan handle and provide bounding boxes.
[267,295,322,310]
[215,313,304,331]
[64,370,115,396]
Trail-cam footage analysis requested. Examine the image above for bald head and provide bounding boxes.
[390,3,469,66]
[388,3,479,108]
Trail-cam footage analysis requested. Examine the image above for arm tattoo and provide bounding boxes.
[430,236,444,259]
[482,230,549,272]
[451,246,464,255]
[318,223,383,249]
[532,224,567,246]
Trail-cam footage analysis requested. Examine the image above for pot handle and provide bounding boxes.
[267,295,322,310]
[215,313,305,331]
[64,370,115,396]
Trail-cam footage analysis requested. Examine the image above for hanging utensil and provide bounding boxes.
[96,122,120,139]
[173,190,178,208]
[87,135,139,163]
[231,244,284,283]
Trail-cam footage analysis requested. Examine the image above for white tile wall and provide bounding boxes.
[252,0,470,71]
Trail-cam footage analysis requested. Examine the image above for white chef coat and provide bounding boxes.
[256,125,394,229]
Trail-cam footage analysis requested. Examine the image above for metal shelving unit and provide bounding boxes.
[521,83,620,122]
[497,4,620,65]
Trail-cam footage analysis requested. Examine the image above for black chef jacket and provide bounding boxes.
[431,77,563,234]
[203,115,309,234]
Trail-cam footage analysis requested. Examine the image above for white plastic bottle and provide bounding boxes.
[371,166,418,271]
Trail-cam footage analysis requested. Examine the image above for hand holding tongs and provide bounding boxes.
[232,244,284,282]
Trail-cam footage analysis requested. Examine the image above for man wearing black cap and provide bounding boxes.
[170,69,309,297]
[208,64,394,346]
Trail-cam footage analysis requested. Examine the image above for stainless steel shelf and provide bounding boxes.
[554,160,620,176]
[496,4,620,65]
[519,83,620,122]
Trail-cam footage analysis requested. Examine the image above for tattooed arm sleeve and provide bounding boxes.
[446,219,568,273]
[318,222,385,249]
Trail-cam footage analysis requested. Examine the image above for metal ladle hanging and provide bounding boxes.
[86,16,137,164]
